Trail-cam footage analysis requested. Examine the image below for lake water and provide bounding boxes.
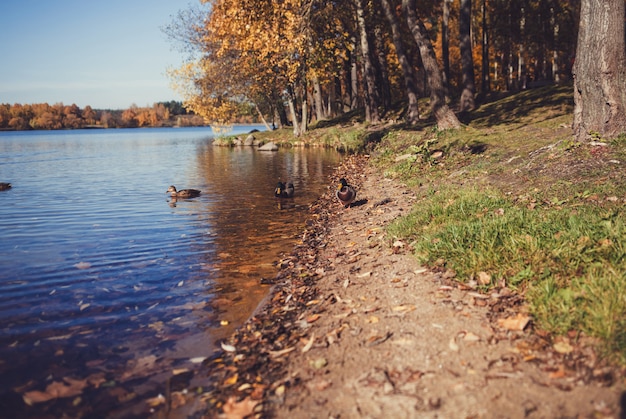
[0,126,342,415]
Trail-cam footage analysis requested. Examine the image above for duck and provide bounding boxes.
[167,185,201,198]
[336,178,356,208]
[0,183,11,191]
[274,181,295,198]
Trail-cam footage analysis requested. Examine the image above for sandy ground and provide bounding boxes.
[178,155,624,419]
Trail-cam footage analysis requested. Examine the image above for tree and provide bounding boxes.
[355,0,381,123]
[572,0,626,141]
[381,0,420,124]
[459,0,476,111]
[403,0,461,129]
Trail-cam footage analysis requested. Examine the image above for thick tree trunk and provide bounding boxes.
[573,0,626,141]
[381,0,420,124]
[459,0,476,111]
[403,0,460,129]
[355,0,380,123]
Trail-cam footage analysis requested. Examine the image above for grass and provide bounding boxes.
[377,85,626,364]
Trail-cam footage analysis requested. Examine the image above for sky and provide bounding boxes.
[0,0,195,110]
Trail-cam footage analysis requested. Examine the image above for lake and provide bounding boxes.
[0,126,342,416]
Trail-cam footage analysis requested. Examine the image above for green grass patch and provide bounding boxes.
[388,185,626,362]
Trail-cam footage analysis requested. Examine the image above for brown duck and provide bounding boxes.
[167,185,201,198]
[274,182,295,198]
[336,178,356,208]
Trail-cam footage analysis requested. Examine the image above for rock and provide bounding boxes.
[244,134,255,146]
[258,141,279,151]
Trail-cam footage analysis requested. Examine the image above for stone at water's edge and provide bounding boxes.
[258,141,278,151]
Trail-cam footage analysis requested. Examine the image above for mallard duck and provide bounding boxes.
[167,185,201,198]
[274,182,295,198]
[0,183,11,191]
[336,178,356,208]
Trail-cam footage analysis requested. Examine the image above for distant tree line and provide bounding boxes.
[0,100,257,131]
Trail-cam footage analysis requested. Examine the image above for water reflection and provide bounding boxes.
[179,143,342,342]
[0,128,342,415]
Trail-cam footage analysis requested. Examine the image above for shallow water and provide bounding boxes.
[0,127,341,406]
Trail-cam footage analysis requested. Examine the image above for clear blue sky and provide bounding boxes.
[0,0,193,110]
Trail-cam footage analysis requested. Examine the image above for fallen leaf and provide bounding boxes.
[145,394,166,408]
[553,341,574,354]
[306,314,321,323]
[221,342,237,352]
[392,304,416,313]
[449,338,460,352]
[497,313,531,331]
[477,271,491,285]
[310,357,328,369]
[269,347,295,358]
[222,397,259,419]
[463,332,480,342]
[302,334,315,353]
[224,373,238,386]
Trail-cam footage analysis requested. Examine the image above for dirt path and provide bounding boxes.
[192,155,623,419]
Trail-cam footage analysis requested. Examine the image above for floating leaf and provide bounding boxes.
[74,262,91,270]
[23,377,88,404]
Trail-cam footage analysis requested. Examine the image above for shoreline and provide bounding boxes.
[163,154,623,418]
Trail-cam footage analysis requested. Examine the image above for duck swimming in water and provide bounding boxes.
[0,183,11,191]
[167,185,201,198]
[274,182,295,198]
[336,178,356,208]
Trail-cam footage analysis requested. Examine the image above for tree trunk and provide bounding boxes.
[381,0,420,124]
[481,0,490,93]
[459,0,476,111]
[287,87,301,136]
[313,76,325,122]
[355,0,380,123]
[442,0,451,91]
[573,0,626,141]
[403,0,461,129]
[350,37,359,110]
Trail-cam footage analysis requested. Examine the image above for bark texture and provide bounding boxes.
[573,0,626,141]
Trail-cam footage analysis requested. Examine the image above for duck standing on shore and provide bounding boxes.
[0,183,11,191]
[167,185,201,198]
[274,182,295,198]
[336,178,356,208]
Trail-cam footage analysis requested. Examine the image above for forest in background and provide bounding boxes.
[0,100,262,131]
[167,0,583,130]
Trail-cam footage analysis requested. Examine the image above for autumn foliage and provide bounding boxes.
[0,101,207,131]
[167,0,583,131]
